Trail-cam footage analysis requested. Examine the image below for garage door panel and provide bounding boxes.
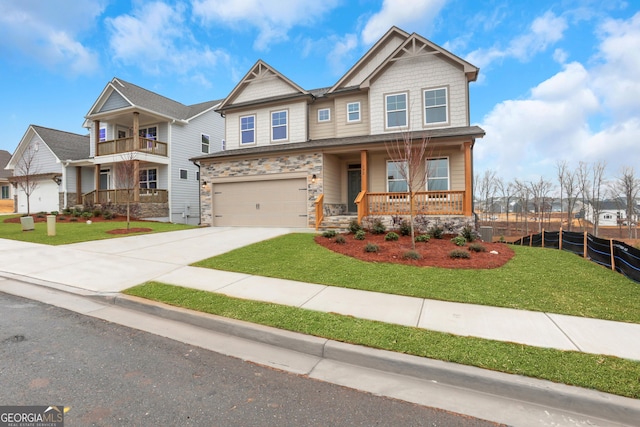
[17,180,59,213]
[213,179,308,227]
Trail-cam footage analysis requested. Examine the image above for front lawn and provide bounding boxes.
[192,233,640,324]
[0,215,195,245]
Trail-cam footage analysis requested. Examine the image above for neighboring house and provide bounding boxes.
[194,27,484,229]
[0,149,14,213]
[584,199,638,227]
[81,77,224,224]
[5,126,89,214]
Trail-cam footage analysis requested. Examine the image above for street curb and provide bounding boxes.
[94,293,640,426]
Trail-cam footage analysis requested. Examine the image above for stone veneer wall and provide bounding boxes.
[361,215,475,235]
[200,153,323,227]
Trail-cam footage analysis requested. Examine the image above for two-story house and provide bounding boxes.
[1,149,16,213]
[198,27,484,229]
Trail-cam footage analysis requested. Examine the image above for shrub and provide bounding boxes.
[62,208,72,215]
[354,230,366,240]
[58,216,67,221]
[460,225,478,242]
[370,217,386,235]
[385,232,399,241]
[449,249,470,259]
[69,217,78,222]
[468,243,487,253]
[398,219,412,236]
[335,235,346,244]
[364,243,379,253]
[103,211,113,220]
[93,209,102,217]
[429,225,444,239]
[451,236,467,246]
[322,230,338,238]
[72,209,81,218]
[415,234,430,243]
[348,219,363,234]
[36,213,45,218]
[50,211,59,216]
[403,250,421,260]
[82,212,93,219]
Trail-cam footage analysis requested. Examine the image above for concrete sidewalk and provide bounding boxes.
[1,227,640,426]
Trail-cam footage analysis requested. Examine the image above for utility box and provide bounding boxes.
[47,215,56,236]
[20,216,34,231]
[479,226,493,242]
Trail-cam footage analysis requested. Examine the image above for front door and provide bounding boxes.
[99,169,111,190]
[347,168,361,213]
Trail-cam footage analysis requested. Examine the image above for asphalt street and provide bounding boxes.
[1,292,503,427]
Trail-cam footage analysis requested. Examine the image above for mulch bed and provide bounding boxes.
[314,233,514,269]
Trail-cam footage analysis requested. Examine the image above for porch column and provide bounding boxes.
[93,120,100,156]
[133,112,140,151]
[94,164,100,204]
[360,150,368,192]
[76,166,82,206]
[134,160,140,202]
[463,141,472,216]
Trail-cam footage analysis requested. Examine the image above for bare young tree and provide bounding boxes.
[115,152,139,230]
[495,177,515,235]
[513,179,531,235]
[563,168,579,232]
[15,141,41,215]
[386,133,432,249]
[610,166,640,239]
[475,170,497,221]
[590,161,607,236]
[556,160,568,228]
[528,177,554,233]
[576,162,591,232]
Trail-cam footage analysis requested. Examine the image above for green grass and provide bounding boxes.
[0,215,194,245]
[193,233,640,324]
[125,282,640,399]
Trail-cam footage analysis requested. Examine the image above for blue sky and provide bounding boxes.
[1,0,639,185]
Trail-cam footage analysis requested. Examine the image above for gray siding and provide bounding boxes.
[100,91,130,112]
[14,135,62,176]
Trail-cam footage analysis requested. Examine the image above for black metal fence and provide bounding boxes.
[512,230,640,284]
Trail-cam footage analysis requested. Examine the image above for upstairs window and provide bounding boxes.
[201,134,210,153]
[241,115,255,145]
[424,88,448,125]
[179,169,188,180]
[318,108,330,122]
[387,161,408,192]
[385,93,407,128]
[271,110,288,141]
[99,127,106,142]
[347,102,360,122]
[139,168,157,189]
[139,126,157,140]
[426,158,449,191]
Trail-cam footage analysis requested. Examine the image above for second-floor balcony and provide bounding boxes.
[97,137,168,157]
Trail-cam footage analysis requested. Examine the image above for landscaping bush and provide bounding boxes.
[72,210,81,218]
[398,219,412,236]
[370,217,386,235]
[36,213,45,218]
[384,232,399,241]
[82,211,93,219]
[69,217,78,222]
[348,219,363,234]
[58,216,67,221]
[460,225,478,242]
[50,211,59,216]
[428,225,444,239]
[103,211,114,220]
[364,243,379,253]
[354,230,366,240]
[403,250,422,260]
[468,243,487,253]
[451,236,466,246]
[322,230,338,238]
[449,249,470,259]
[335,235,346,244]
[93,209,102,217]
[415,234,430,243]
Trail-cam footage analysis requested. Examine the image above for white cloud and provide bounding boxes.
[466,11,567,70]
[106,2,229,83]
[192,0,340,51]
[0,0,104,75]
[361,0,448,45]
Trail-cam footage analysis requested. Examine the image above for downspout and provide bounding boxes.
[191,159,201,226]
[62,161,70,209]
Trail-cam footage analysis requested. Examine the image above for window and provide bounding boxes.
[179,169,188,180]
[201,134,210,153]
[385,93,407,128]
[139,168,157,189]
[196,170,200,181]
[347,102,360,122]
[387,161,408,192]
[426,158,449,191]
[240,115,255,144]
[221,139,226,151]
[424,88,448,124]
[99,127,106,142]
[271,110,288,141]
[1,185,9,199]
[139,126,157,140]
[318,108,330,122]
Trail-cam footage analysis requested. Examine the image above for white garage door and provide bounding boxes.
[213,178,308,227]
[17,179,59,213]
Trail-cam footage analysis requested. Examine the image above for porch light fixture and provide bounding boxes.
[202,180,207,188]
[311,174,317,184]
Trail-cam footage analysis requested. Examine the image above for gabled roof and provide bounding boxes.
[86,77,221,122]
[217,60,310,111]
[0,149,12,178]
[7,125,89,169]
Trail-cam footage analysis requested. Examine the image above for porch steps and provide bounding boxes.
[318,215,357,232]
